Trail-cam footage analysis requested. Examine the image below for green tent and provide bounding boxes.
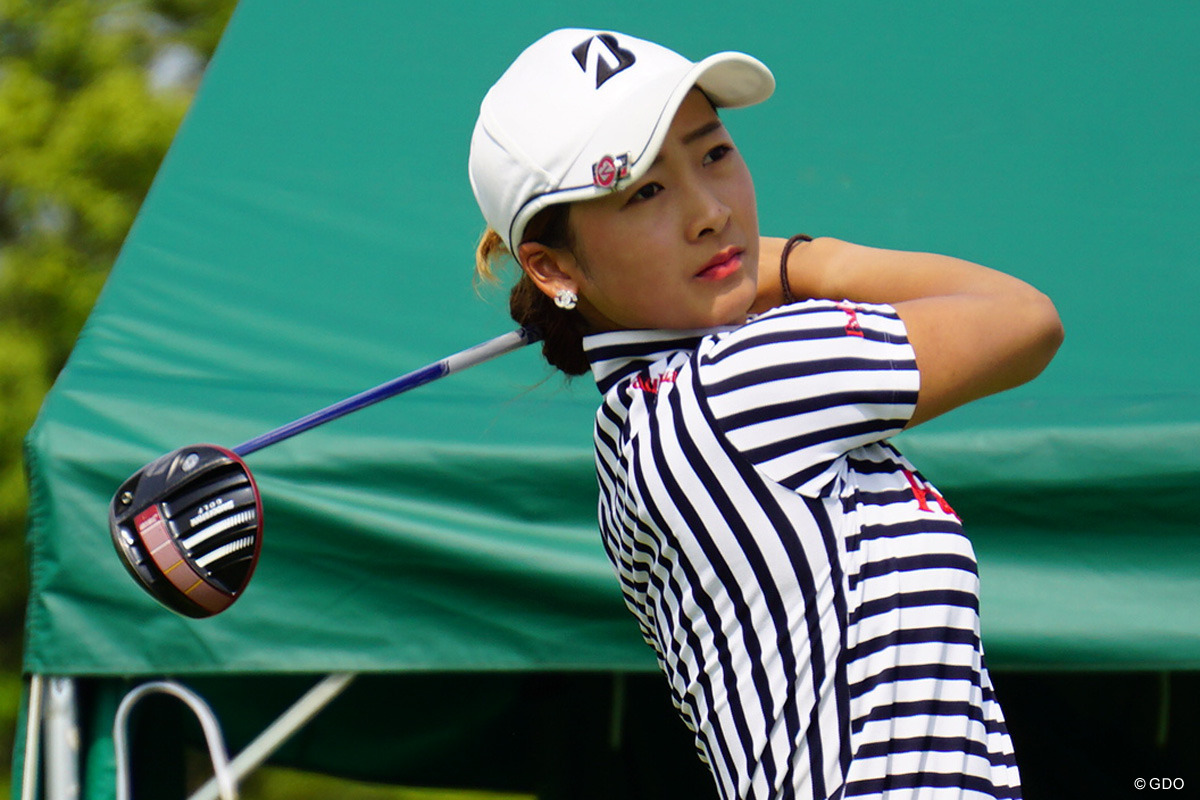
[16,1,1200,797]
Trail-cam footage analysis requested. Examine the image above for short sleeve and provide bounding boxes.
[695,300,919,496]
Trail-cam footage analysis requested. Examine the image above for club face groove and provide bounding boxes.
[109,444,262,618]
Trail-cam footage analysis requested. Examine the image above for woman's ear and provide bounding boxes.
[517,241,579,301]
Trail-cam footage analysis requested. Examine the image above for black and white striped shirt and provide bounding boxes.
[584,300,1020,800]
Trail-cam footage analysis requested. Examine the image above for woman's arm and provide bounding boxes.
[752,236,1064,428]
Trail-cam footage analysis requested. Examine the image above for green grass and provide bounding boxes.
[232,764,535,800]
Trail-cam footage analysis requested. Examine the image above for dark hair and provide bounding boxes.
[474,204,590,375]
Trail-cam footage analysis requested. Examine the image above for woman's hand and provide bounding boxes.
[755,235,1064,428]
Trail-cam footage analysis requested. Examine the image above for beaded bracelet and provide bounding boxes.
[779,233,812,305]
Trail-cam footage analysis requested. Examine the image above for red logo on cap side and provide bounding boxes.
[592,154,629,190]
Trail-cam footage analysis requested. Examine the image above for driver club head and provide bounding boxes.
[109,444,263,618]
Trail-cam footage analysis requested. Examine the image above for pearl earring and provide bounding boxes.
[554,288,578,310]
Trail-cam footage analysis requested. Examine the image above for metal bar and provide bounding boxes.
[44,678,80,800]
[114,681,237,800]
[21,675,44,800]
[188,673,356,800]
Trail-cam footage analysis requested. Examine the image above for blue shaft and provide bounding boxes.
[233,327,539,457]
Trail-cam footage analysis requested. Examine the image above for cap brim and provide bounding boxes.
[692,51,777,109]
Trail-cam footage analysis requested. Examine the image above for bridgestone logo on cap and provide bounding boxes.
[592,153,630,189]
[572,34,637,89]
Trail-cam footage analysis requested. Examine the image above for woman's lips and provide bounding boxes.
[696,248,743,281]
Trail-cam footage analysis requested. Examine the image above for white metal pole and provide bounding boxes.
[188,672,355,800]
[114,681,237,800]
[44,677,80,800]
[20,674,44,800]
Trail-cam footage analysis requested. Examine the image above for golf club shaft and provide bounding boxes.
[233,326,540,457]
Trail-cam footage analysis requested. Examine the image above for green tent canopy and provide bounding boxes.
[16,1,1199,797]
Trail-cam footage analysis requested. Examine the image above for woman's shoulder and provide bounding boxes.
[706,299,908,360]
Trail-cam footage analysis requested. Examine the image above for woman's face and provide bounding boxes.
[535,89,760,332]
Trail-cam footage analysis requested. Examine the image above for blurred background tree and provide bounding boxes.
[0,0,238,791]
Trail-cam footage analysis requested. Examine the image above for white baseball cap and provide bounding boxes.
[469,28,775,255]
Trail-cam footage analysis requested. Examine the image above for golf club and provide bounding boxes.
[109,326,540,618]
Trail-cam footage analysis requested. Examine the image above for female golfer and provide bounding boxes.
[469,28,1061,800]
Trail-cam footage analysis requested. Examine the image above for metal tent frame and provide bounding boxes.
[21,673,356,800]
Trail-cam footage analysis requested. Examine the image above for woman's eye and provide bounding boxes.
[703,144,733,165]
[630,182,663,203]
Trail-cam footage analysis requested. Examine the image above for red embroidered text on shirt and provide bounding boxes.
[902,469,960,519]
[631,370,678,394]
[838,301,865,337]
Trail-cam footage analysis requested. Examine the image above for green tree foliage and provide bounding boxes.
[0,0,236,788]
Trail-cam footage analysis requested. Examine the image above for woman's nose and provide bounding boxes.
[686,183,731,241]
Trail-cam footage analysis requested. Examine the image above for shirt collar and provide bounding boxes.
[583,326,735,394]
